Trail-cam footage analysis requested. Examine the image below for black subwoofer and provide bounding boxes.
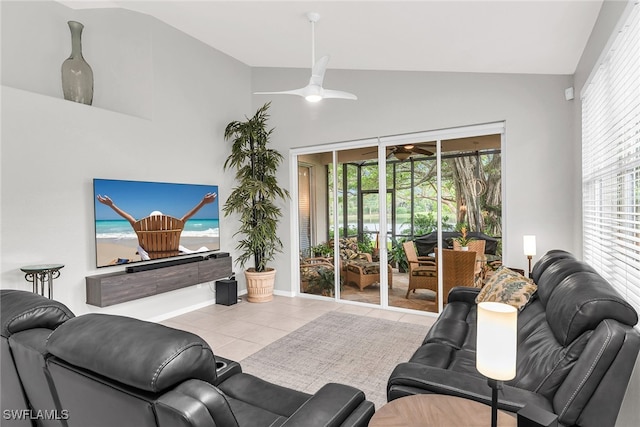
[215,279,237,306]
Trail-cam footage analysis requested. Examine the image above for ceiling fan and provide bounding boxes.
[254,12,357,103]
[362,144,435,161]
[389,145,435,161]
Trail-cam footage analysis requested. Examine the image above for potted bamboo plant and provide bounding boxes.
[222,103,289,302]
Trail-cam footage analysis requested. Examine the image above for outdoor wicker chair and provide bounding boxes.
[404,242,476,302]
[453,239,486,278]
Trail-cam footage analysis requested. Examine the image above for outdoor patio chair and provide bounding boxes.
[453,239,486,278]
[404,242,477,302]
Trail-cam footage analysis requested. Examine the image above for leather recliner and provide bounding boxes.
[387,250,640,427]
[1,290,375,427]
[1,289,75,427]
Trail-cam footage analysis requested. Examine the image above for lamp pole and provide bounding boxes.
[488,378,502,427]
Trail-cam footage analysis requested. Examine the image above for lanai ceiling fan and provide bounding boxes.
[254,12,357,102]
[363,144,435,161]
[388,144,434,161]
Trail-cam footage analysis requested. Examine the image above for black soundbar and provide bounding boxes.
[125,255,204,273]
[206,252,229,259]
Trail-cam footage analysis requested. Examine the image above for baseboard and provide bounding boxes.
[273,289,295,298]
[147,298,216,323]
[147,289,292,322]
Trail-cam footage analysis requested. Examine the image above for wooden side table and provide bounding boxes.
[369,394,516,427]
[21,264,64,299]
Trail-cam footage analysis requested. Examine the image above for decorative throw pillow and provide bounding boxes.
[476,266,537,310]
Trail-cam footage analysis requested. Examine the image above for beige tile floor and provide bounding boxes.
[160,295,437,361]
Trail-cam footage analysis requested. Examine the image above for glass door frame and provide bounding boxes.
[290,122,505,314]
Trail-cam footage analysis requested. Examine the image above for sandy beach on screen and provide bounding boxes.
[96,237,220,267]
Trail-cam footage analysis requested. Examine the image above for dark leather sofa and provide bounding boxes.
[1,289,374,427]
[387,250,640,427]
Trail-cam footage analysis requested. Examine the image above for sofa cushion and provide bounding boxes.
[476,266,537,310]
[217,372,311,418]
[512,316,591,399]
[47,313,216,392]
[409,343,455,368]
[347,261,381,275]
[530,250,575,284]
[1,289,74,338]
[535,259,597,307]
[546,272,638,345]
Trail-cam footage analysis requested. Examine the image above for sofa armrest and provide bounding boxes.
[213,356,242,385]
[280,383,374,427]
[387,362,554,414]
[447,286,481,305]
[334,401,375,427]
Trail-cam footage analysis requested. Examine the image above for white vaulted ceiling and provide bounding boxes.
[60,0,603,75]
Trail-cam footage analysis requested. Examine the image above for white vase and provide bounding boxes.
[461,246,469,251]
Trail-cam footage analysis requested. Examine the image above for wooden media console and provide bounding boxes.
[86,255,232,307]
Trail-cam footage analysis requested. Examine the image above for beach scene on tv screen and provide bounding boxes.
[93,179,220,268]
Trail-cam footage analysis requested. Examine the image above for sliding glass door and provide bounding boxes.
[294,123,504,314]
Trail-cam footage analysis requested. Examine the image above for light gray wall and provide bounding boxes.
[1,0,251,318]
[251,67,576,293]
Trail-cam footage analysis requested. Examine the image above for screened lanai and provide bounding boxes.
[296,126,503,314]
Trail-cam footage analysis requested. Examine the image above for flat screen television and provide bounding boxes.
[93,178,220,268]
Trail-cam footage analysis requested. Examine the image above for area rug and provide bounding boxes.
[240,311,430,409]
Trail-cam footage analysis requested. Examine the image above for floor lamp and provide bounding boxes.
[477,302,517,427]
[523,235,536,278]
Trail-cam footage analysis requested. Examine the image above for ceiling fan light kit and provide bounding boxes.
[254,12,357,103]
[394,151,412,161]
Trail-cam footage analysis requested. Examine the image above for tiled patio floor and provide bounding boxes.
[339,269,438,312]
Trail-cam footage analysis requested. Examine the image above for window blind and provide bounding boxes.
[582,2,640,313]
[298,166,312,256]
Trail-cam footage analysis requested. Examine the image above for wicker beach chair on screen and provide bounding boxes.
[133,215,185,259]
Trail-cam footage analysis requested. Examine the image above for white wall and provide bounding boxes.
[251,67,576,294]
[1,1,251,318]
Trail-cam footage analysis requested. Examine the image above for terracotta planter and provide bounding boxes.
[245,268,276,303]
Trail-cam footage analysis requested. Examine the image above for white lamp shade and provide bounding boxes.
[523,235,537,256]
[476,302,517,381]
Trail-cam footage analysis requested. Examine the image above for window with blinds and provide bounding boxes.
[582,2,640,313]
[298,165,312,257]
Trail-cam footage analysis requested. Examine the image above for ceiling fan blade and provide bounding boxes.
[412,147,434,156]
[321,89,358,100]
[309,55,330,86]
[254,87,308,97]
